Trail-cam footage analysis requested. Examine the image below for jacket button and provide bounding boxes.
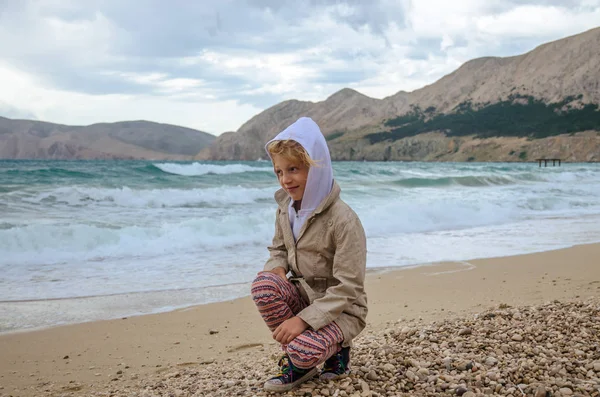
[328,220,333,226]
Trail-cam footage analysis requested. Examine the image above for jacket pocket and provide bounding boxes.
[313,277,328,294]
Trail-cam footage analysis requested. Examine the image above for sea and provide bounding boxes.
[1,160,600,333]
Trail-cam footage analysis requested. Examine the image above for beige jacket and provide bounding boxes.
[264,181,368,345]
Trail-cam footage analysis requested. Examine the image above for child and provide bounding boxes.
[251,117,368,392]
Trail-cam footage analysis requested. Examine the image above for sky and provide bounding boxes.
[0,1,598,135]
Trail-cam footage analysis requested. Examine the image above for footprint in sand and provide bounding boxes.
[227,343,264,353]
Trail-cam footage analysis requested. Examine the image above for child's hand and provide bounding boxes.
[273,316,309,344]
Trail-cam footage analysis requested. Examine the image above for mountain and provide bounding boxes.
[0,118,215,160]
[196,27,600,162]
[196,89,402,161]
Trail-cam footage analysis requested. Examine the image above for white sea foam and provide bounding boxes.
[0,211,274,267]
[358,196,516,236]
[154,162,271,176]
[366,214,600,269]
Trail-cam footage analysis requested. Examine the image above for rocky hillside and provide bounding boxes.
[0,118,215,160]
[196,27,600,161]
[197,90,399,161]
[332,131,600,162]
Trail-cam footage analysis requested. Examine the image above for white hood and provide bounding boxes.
[265,117,333,240]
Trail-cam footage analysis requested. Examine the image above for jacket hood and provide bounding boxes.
[266,117,333,239]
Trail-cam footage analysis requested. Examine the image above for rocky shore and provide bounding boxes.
[36,298,599,397]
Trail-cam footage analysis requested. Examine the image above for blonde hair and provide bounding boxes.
[267,139,316,168]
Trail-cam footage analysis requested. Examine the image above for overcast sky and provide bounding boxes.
[0,1,598,135]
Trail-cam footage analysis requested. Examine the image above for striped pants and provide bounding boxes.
[251,272,344,369]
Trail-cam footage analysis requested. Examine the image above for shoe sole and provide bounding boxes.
[263,367,318,392]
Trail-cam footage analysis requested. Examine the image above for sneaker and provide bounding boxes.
[263,355,318,392]
[320,346,351,380]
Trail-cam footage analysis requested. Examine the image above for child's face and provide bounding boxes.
[271,154,309,202]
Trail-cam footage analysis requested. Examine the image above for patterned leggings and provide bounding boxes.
[251,272,344,369]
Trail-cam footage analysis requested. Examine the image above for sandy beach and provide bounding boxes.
[1,243,599,397]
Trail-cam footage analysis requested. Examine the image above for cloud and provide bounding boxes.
[0,0,598,134]
[0,62,261,133]
[0,101,37,120]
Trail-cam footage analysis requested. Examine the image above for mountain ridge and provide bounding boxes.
[0,117,216,160]
[196,26,600,161]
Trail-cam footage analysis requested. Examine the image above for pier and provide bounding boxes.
[535,158,562,167]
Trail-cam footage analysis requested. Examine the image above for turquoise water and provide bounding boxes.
[1,160,600,332]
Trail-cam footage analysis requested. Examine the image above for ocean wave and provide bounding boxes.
[2,167,94,179]
[0,222,16,230]
[391,175,520,188]
[0,212,274,267]
[338,165,554,186]
[390,172,558,187]
[20,185,276,208]
[153,162,272,176]
[358,197,516,236]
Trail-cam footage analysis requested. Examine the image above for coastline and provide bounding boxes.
[4,237,600,337]
[1,243,599,396]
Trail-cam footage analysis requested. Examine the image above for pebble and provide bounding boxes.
[458,328,472,336]
[559,387,573,395]
[360,381,369,393]
[484,356,498,367]
[535,386,548,397]
[39,298,600,397]
[417,367,429,377]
